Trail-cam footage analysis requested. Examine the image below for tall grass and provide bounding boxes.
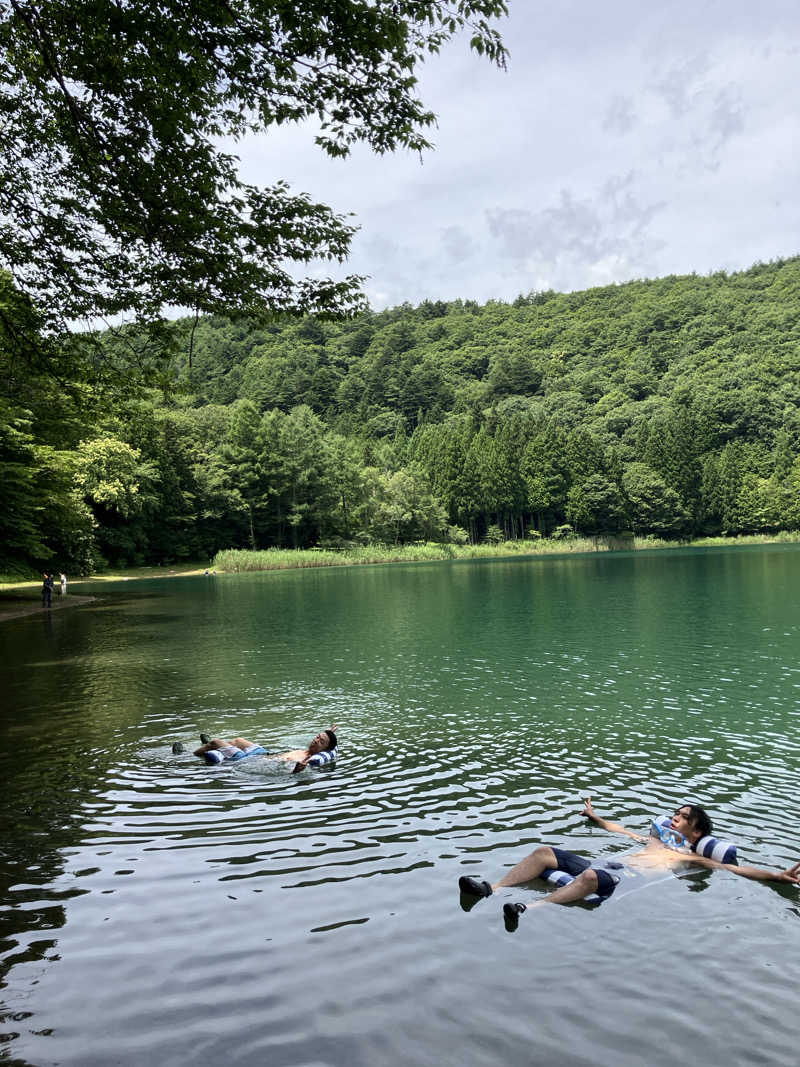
[213,533,800,574]
[214,538,628,573]
[632,531,800,550]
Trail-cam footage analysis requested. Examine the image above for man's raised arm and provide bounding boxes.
[581,797,647,842]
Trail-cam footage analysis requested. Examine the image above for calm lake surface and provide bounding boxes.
[1,545,799,1066]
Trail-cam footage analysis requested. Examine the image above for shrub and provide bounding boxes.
[446,524,469,545]
[551,524,575,541]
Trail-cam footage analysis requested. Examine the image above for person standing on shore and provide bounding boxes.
[60,573,67,595]
[41,574,52,608]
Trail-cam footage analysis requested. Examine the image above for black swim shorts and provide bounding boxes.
[549,847,622,899]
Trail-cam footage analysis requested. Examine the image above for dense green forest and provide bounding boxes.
[3,257,800,573]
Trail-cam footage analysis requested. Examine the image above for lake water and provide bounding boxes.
[1,545,799,1066]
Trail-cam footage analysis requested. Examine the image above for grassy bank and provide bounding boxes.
[213,540,601,572]
[4,534,799,592]
[212,532,800,573]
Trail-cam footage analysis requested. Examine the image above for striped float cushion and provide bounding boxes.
[308,746,338,767]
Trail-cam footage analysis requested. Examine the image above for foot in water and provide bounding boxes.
[458,875,493,898]
[172,742,184,754]
[200,733,211,745]
[503,902,526,932]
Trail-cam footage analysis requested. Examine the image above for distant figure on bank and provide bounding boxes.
[459,797,800,929]
[41,574,52,608]
[60,573,67,595]
[194,727,338,773]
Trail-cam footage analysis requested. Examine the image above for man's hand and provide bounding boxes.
[582,797,598,821]
[292,757,310,774]
[773,862,800,884]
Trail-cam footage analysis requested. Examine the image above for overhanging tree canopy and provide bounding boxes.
[0,1,508,332]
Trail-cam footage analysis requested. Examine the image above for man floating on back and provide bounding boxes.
[192,726,338,773]
[459,797,800,929]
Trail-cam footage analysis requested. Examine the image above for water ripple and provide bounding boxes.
[2,552,800,1065]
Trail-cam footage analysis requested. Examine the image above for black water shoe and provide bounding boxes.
[458,875,493,898]
[200,733,211,745]
[503,902,526,932]
[171,742,184,754]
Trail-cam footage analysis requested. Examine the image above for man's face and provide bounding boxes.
[308,731,329,754]
[670,806,698,840]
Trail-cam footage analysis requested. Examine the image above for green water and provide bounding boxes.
[1,545,799,1066]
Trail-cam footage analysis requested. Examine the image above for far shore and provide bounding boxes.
[3,532,799,622]
[0,564,207,623]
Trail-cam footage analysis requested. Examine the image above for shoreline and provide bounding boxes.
[0,564,209,623]
[2,534,799,620]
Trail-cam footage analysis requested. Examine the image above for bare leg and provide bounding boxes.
[230,737,255,750]
[527,868,599,907]
[492,846,559,890]
[503,868,601,930]
[501,866,601,934]
[193,738,231,756]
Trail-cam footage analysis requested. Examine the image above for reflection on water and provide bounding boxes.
[1,546,800,1066]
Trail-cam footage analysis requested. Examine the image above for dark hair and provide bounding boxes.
[324,729,338,750]
[685,804,712,840]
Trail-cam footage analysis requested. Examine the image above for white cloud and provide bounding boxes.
[233,1,800,308]
[603,95,638,135]
[440,225,477,263]
[483,176,666,294]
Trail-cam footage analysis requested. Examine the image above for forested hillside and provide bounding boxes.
[3,258,800,572]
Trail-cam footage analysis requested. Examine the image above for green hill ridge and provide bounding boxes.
[3,257,800,571]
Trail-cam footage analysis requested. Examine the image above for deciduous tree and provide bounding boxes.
[0,1,508,333]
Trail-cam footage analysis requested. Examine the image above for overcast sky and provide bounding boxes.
[236,0,800,310]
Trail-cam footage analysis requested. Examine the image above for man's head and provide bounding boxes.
[671,804,712,843]
[308,728,337,754]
